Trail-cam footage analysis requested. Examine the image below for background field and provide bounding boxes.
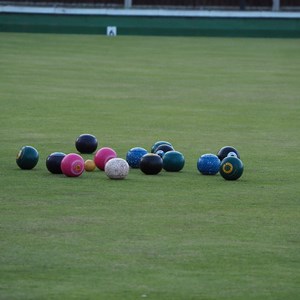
[0,33,299,299]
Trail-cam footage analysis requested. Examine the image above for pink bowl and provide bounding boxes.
[61,153,85,177]
[94,147,117,170]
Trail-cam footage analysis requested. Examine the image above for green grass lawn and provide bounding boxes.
[0,32,299,300]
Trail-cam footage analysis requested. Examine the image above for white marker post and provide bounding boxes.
[272,0,280,11]
[124,0,132,9]
[107,26,117,36]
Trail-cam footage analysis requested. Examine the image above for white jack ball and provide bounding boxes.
[105,158,129,179]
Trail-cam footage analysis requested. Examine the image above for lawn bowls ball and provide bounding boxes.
[163,151,185,172]
[105,158,129,179]
[75,134,98,154]
[220,156,244,181]
[46,152,66,174]
[94,147,117,170]
[227,151,238,158]
[217,146,240,161]
[84,159,96,172]
[151,141,173,153]
[61,153,85,177]
[197,154,220,175]
[155,143,174,154]
[140,153,163,175]
[16,145,39,170]
[156,150,165,158]
[126,147,148,168]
